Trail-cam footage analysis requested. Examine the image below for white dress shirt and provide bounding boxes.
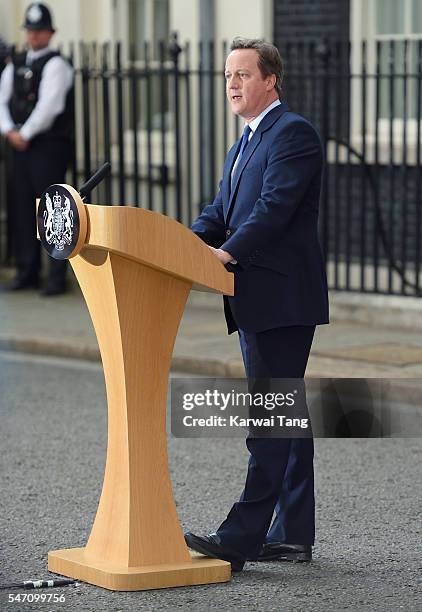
[0,46,73,141]
[230,98,282,181]
[227,98,281,263]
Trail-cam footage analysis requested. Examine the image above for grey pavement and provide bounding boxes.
[0,351,421,612]
[2,272,422,383]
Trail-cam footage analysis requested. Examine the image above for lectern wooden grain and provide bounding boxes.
[37,184,234,591]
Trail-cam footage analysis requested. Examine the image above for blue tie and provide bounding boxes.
[231,125,252,187]
[237,124,252,163]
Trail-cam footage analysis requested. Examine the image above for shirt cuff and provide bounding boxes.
[0,117,16,134]
[19,124,33,141]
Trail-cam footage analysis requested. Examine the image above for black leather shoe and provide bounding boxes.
[184,532,245,572]
[40,284,67,297]
[4,277,39,291]
[248,543,312,562]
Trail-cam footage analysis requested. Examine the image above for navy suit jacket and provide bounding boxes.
[191,102,329,334]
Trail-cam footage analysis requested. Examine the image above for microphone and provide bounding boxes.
[79,162,111,200]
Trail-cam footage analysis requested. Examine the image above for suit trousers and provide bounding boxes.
[216,324,316,558]
[10,138,71,286]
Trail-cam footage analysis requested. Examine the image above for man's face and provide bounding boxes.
[25,29,53,51]
[225,49,276,121]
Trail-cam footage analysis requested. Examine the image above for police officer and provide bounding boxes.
[0,37,10,75]
[0,3,74,295]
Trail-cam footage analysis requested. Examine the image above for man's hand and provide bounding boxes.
[208,246,234,264]
[7,130,29,151]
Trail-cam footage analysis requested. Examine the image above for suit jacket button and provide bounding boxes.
[226,229,231,236]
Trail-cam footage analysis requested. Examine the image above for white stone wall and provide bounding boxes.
[0,0,116,49]
[0,0,273,50]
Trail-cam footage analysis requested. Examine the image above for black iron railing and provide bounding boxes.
[1,36,421,295]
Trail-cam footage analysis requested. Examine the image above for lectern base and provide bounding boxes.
[48,548,231,591]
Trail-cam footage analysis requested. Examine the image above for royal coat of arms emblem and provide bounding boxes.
[43,190,74,251]
[38,183,88,260]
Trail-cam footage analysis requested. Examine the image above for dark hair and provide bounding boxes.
[230,37,283,97]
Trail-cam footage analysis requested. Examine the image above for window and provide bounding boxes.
[348,0,422,162]
[374,0,422,119]
[128,0,170,61]
[127,0,172,131]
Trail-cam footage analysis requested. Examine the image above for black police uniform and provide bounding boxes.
[0,37,9,76]
[8,49,74,290]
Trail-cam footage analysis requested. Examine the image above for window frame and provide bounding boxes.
[127,0,170,62]
[348,0,422,165]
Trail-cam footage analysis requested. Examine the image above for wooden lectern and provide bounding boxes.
[37,185,234,591]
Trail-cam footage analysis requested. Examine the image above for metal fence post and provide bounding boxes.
[168,32,182,221]
[316,40,331,262]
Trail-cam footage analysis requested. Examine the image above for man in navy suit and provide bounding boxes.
[185,38,329,572]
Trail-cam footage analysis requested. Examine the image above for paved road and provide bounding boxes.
[0,352,420,611]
